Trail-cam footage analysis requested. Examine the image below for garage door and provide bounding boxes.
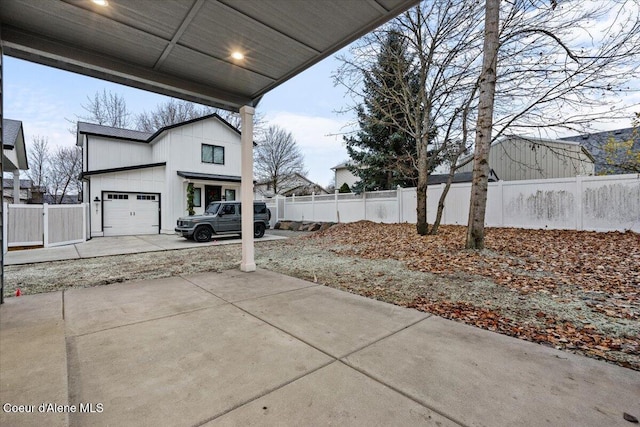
[103,193,160,236]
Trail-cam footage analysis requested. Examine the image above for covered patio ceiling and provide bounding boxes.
[0,0,420,112]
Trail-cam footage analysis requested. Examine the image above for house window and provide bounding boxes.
[202,144,224,165]
[193,188,202,207]
[225,189,236,201]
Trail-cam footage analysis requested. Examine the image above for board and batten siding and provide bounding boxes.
[88,136,152,171]
[458,137,594,181]
[89,166,165,236]
[159,118,242,232]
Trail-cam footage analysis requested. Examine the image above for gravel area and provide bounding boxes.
[4,224,639,370]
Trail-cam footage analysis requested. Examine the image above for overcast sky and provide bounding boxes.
[3,53,353,188]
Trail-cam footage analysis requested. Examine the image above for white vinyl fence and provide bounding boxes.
[3,203,89,252]
[263,174,640,233]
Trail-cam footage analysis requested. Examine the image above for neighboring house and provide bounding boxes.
[560,127,639,174]
[77,113,243,237]
[2,118,29,203]
[456,135,595,181]
[42,193,79,204]
[2,178,45,203]
[254,173,329,198]
[331,162,359,190]
[427,170,499,185]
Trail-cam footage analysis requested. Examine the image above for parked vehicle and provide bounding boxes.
[175,201,271,242]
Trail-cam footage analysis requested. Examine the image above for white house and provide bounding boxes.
[77,114,243,237]
[254,173,329,198]
[3,118,29,203]
[331,162,359,190]
[456,135,595,181]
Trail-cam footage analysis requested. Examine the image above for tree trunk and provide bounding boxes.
[430,168,457,235]
[416,138,429,235]
[466,0,500,249]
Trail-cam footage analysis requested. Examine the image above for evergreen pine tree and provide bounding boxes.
[344,31,419,192]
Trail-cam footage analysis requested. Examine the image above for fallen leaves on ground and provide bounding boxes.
[311,221,640,369]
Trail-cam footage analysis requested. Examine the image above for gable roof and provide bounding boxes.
[331,162,352,170]
[559,127,638,174]
[76,122,153,145]
[2,118,29,170]
[2,118,22,149]
[76,113,239,146]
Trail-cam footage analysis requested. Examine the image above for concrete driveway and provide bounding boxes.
[1,269,638,426]
[4,233,286,266]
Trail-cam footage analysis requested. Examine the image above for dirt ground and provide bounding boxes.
[4,223,639,370]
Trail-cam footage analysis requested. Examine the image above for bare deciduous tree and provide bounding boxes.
[26,135,49,194]
[48,146,82,204]
[80,89,132,128]
[254,125,306,195]
[335,0,484,235]
[466,0,640,248]
[136,99,216,132]
[466,0,500,250]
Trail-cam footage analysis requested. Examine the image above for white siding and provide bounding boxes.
[458,137,594,181]
[88,136,152,171]
[85,116,243,236]
[89,166,165,236]
[158,117,242,232]
[335,168,359,188]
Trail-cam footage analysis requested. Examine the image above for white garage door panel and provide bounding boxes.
[103,193,159,236]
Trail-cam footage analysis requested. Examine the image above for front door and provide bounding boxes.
[204,185,222,210]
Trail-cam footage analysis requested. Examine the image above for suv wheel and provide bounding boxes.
[194,226,213,242]
[254,223,266,238]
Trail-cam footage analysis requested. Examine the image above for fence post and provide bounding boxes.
[43,203,49,247]
[397,185,402,223]
[311,192,315,222]
[274,195,279,227]
[363,191,367,220]
[82,203,88,242]
[575,175,584,231]
[498,180,504,227]
[335,190,339,223]
[2,202,7,254]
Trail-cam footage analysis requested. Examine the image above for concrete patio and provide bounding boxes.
[1,269,638,427]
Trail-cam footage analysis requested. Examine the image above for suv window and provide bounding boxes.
[220,204,236,215]
[206,203,221,214]
[254,204,267,214]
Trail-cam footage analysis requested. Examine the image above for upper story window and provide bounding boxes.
[202,144,224,165]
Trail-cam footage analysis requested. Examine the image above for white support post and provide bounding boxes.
[240,106,256,272]
[334,190,339,223]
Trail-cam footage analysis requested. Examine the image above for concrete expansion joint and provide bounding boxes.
[339,359,468,427]
[66,305,215,338]
[339,314,432,361]
[191,360,336,427]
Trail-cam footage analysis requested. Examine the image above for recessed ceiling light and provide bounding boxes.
[231,51,245,60]
[92,0,109,6]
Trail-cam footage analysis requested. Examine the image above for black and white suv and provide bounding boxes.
[175,201,271,242]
